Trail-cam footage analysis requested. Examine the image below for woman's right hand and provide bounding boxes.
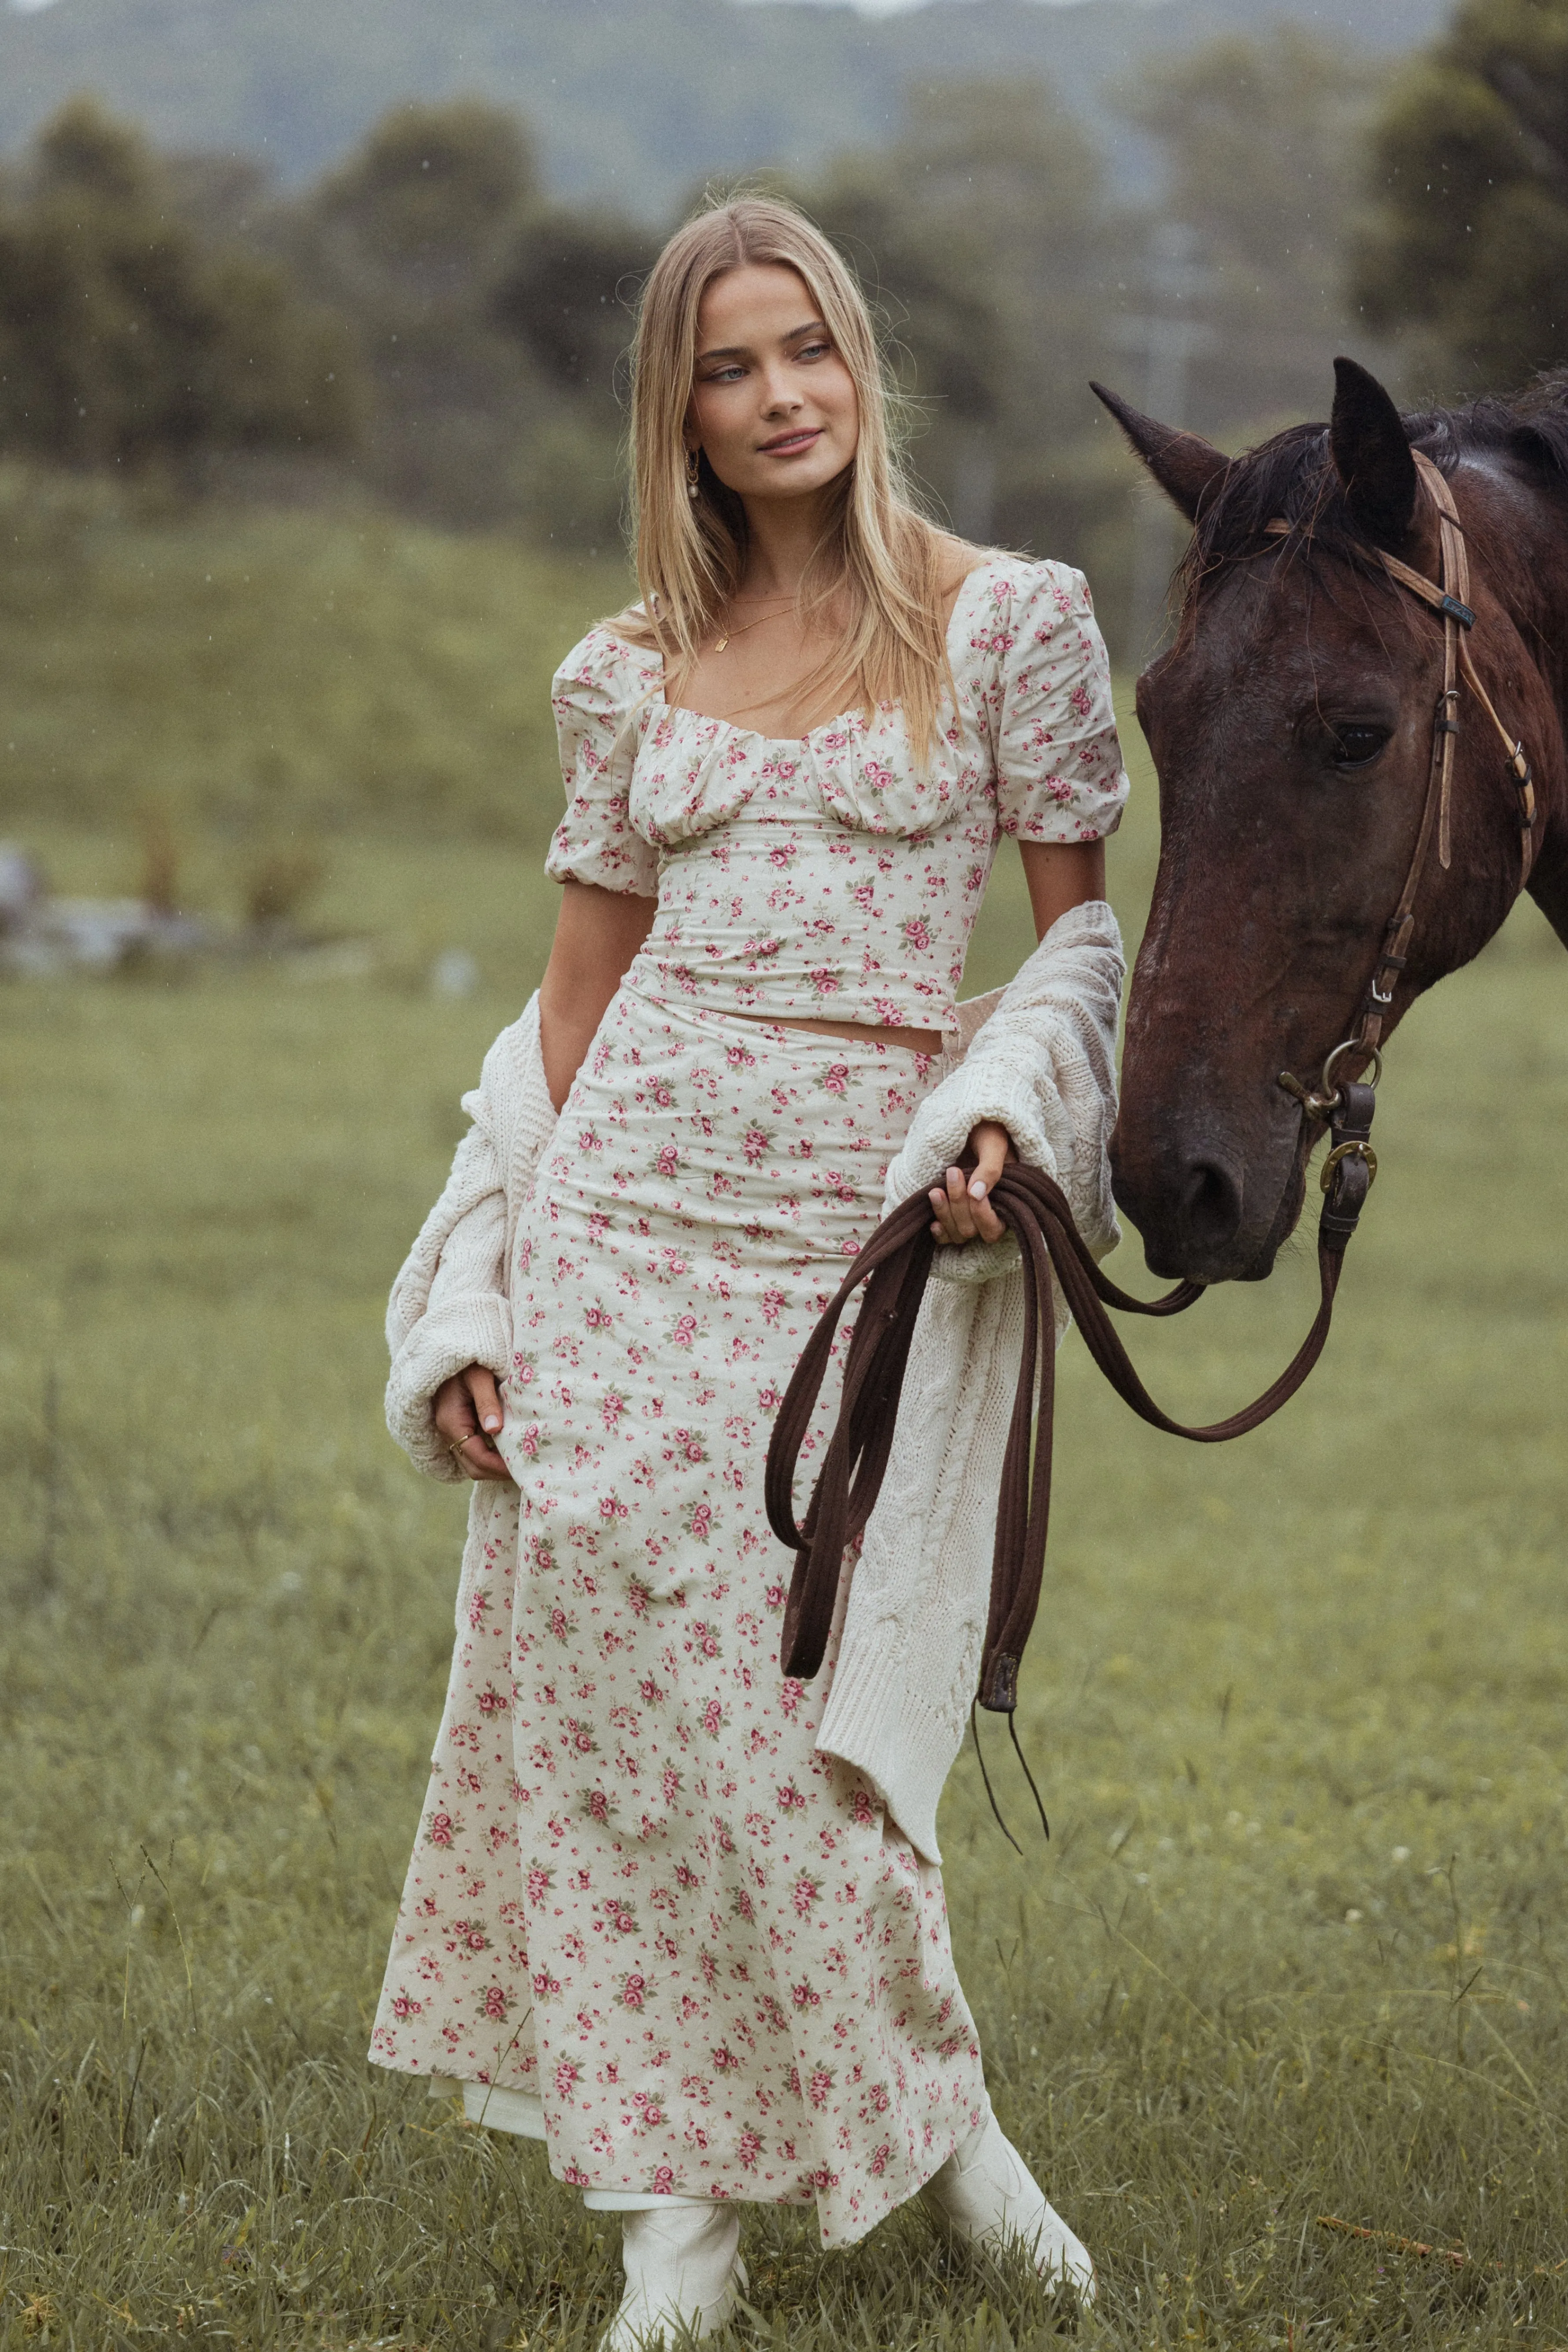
[433,1366,515,1483]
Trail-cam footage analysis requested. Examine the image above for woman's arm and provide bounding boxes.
[539,879,659,1111]
[430,878,657,1483]
[929,838,1107,1246]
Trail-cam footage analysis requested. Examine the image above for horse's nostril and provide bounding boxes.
[1180,1160,1242,1253]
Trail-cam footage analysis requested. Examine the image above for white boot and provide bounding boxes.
[922,2113,1096,2304]
[598,2201,746,2349]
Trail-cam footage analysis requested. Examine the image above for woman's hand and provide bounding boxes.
[929,1120,1014,1246]
[433,1366,515,1483]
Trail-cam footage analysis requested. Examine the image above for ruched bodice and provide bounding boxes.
[545,556,1127,1037]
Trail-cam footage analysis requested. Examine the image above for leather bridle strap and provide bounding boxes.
[764,1079,1377,1716]
[1267,449,1536,1072]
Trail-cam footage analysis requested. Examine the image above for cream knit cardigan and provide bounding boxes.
[386,899,1125,1866]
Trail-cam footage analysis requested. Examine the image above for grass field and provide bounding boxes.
[6,544,1568,2345]
[0,467,625,845]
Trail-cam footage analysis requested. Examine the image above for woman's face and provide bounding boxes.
[686,263,860,506]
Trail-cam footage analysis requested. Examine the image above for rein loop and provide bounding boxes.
[764,1080,1377,1722]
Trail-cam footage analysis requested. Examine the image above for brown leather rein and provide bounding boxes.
[765,450,1538,1744]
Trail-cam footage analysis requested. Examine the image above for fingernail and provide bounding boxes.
[969,1178,987,1198]
[483,1416,500,1432]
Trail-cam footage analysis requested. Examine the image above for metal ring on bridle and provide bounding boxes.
[1322,1039,1383,1097]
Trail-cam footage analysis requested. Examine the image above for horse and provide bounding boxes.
[1094,357,1568,1286]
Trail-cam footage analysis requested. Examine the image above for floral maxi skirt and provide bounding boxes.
[370,983,989,2245]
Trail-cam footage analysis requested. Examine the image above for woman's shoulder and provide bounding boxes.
[552,613,663,717]
[953,548,1092,624]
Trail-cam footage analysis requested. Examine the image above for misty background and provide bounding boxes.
[0,0,1561,868]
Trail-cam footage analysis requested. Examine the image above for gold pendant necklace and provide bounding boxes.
[710,600,793,654]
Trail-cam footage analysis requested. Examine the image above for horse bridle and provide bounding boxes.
[1274,449,1538,1130]
[763,451,1543,1803]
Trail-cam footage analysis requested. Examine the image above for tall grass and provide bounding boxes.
[4,650,1568,2344]
[0,467,625,841]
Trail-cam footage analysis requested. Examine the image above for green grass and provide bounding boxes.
[6,569,1568,2345]
[0,467,626,842]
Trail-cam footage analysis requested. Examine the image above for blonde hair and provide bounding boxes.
[618,194,965,752]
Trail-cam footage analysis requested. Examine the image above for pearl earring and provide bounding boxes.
[686,447,701,500]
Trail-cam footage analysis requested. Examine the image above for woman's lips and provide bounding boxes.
[758,427,823,456]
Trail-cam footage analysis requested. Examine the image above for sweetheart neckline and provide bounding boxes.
[638,557,1006,751]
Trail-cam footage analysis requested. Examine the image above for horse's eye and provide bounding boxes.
[1332,725,1390,768]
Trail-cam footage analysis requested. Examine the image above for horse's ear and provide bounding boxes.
[1090,382,1228,523]
[1330,356,1418,547]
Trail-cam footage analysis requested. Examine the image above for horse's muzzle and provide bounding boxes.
[1110,1118,1300,1284]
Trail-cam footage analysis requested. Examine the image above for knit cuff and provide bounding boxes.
[817,1621,973,1866]
[386,1291,514,1481]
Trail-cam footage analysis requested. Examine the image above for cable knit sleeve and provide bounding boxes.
[544,626,663,897]
[991,561,1129,846]
[384,995,559,1482]
[881,898,1126,1261]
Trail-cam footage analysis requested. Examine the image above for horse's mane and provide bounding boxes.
[1178,367,1568,601]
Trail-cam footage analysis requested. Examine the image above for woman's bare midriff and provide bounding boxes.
[730,1010,944,1056]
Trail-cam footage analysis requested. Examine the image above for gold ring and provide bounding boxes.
[447,1435,471,1459]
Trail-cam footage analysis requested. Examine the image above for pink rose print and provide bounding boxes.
[377,568,1122,2243]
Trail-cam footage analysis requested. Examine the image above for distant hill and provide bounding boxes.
[0,0,1453,207]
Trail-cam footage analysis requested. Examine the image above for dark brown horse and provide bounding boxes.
[1095,358,1568,1285]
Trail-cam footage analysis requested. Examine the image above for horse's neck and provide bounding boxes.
[1471,464,1568,943]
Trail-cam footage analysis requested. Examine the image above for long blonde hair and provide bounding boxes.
[619,195,961,751]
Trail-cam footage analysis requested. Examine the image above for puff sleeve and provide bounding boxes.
[990,561,1128,845]
[544,627,662,896]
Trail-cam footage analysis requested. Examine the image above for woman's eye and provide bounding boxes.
[1331,725,1390,767]
[797,342,830,361]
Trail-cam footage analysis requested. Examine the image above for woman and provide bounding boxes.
[373,197,1127,2347]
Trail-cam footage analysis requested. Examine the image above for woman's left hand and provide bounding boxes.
[929,1120,1015,1246]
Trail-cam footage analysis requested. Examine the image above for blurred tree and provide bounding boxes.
[490,207,658,419]
[0,99,359,475]
[488,205,660,548]
[293,100,549,523]
[1353,0,1568,392]
[308,100,538,298]
[800,79,1122,557]
[1116,30,1387,435]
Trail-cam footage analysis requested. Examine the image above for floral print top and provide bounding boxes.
[545,555,1127,1039]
